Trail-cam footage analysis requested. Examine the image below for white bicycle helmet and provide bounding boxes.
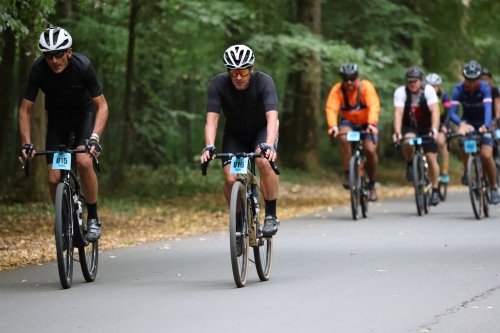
[38,26,73,52]
[223,45,255,69]
[426,73,442,85]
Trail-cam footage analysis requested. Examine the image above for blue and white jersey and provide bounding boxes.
[450,80,492,128]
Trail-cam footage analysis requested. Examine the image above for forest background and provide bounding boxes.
[1,0,499,205]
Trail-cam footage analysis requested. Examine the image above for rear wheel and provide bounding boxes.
[79,237,98,282]
[254,237,273,281]
[54,183,74,289]
[229,181,249,287]
[360,170,369,218]
[468,155,483,220]
[413,154,424,216]
[438,181,448,201]
[483,178,490,217]
[349,156,360,220]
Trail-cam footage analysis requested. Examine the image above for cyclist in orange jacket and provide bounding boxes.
[325,62,381,201]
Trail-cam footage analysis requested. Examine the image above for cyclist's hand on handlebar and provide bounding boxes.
[87,139,102,157]
[328,126,339,146]
[458,122,474,136]
[367,124,378,136]
[18,144,36,163]
[441,125,448,134]
[200,145,216,164]
[392,133,401,144]
[259,143,277,162]
[479,125,488,133]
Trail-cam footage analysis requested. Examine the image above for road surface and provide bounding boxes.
[1,191,499,332]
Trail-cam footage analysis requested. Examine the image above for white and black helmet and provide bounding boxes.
[223,45,255,69]
[340,62,358,77]
[38,26,72,52]
[426,73,442,85]
[463,60,482,80]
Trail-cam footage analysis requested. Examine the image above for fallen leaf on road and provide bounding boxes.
[487,306,493,309]
[378,270,388,273]
[109,256,116,258]
[383,210,389,213]
[37,264,42,266]
[444,244,448,247]
[398,232,404,235]
[471,306,478,309]
[20,280,26,283]
[422,330,429,332]
[314,214,321,217]
[321,234,325,236]
[350,253,357,256]
[309,224,315,228]
[327,207,333,212]
[36,284,40,287]
[176,273,181,276]
[159,246,170,250]
[200,238,206,241]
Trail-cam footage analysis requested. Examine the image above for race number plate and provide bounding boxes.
[230,156,248,174]
[347,131,361,142]
[408,137,422,145]
[52,152,71,170]
[495,129,500,139]
[464,140,477,153]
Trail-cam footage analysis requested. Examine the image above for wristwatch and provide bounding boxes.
[431,128,438,133]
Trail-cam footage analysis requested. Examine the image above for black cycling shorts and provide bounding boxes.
[45,108,95,164]
[402,126,438,154]
[221,127,278,167]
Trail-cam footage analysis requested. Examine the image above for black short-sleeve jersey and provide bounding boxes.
[24,52,102,114]
[206,71,278,137]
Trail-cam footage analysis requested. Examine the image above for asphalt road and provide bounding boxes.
[1,191,500,333]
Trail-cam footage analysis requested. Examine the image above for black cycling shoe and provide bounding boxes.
[86,219,101,242]
[342,174,349,189]
[262,216,280,237]
[461,172,468,186]
[491,189,500,205]
[406,165,414,181]
[430,191,440,206]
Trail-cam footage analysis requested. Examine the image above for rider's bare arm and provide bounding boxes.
[201,113,219,163]
[265,111,278,146]
[91,94,109,137]
[428,102,440,132]
[19,99,35,146]
[393,106,404,139]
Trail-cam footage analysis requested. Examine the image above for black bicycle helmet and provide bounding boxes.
[463,60,482,80]
[481,67,492,78]
[340,62,358,77]
[406,66,424,81]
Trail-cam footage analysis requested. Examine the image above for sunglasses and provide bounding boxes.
[342,76,357,82]
[228,68,251,77]
[43,50,67,59]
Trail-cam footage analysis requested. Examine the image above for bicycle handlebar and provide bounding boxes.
[21,141,101,178]
[200,152,280,176]
[394,134,436,149]
[332,129,376,145]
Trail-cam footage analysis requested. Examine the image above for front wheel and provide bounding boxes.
[349,156,360,220]
[229,181,249,287]
[468,155,483,219]
[413,154,425,216]
[54,183,74,289]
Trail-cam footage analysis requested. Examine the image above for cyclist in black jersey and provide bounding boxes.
[200,45,280,236]
[18,26,108,242]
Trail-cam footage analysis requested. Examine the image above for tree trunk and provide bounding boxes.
[280,0,322,169]
[113,0,140,183]
[29,91,49,202]
[0,28,17,194]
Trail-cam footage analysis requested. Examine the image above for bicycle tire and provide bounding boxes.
[468,155,483,219]
[349,156,360,220]
[438,181,447,201]
[254,237,273,281]
[229,181,249,287]
[413,154,424,216]
[54,183,74,289]
[483,177,490,218]
[79,235,99,282]
[361,170,369,218]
